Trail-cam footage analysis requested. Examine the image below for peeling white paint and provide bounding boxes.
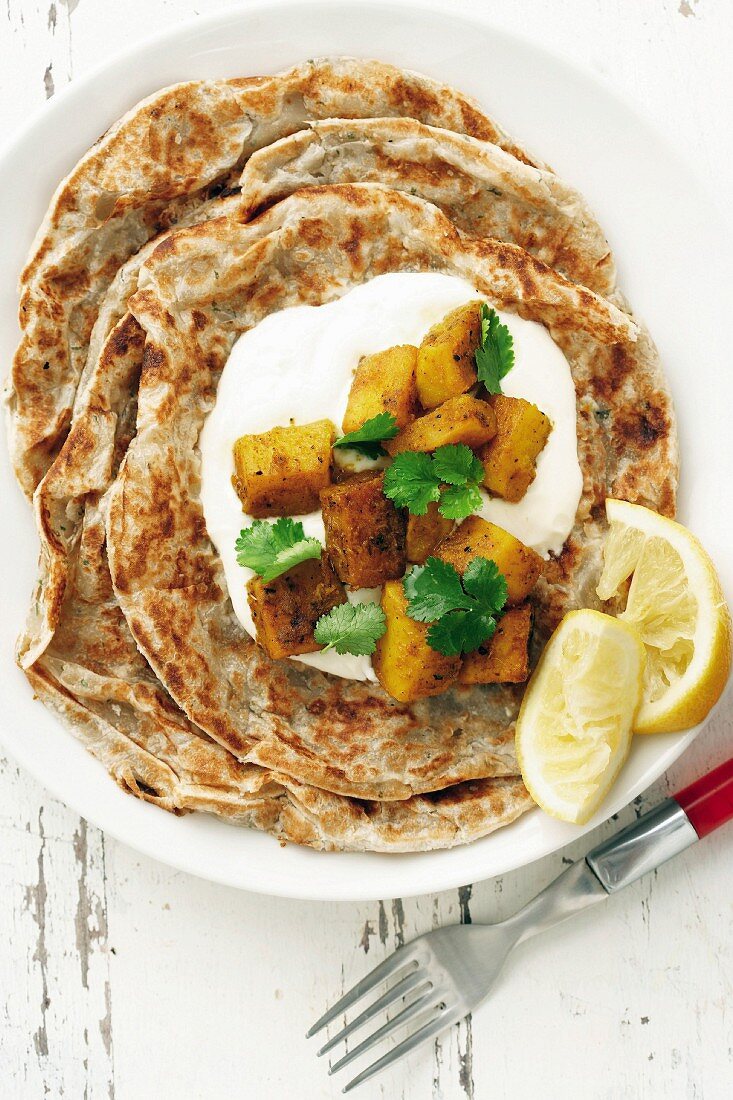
[0,0,731,1097]
[1,759,114,1098]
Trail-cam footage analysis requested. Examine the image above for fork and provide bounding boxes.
[308,757,733,1092]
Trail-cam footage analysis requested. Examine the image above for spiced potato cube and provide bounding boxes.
[459,603,533,684]
[437,515,542,605]
[233,419,335,517]
[416,301,481,409]
[386,395,496,455]
[373,580,460,703]
[406,502,454,565]
[320,473,406,588]
[247,556,346,659]
[342,345,418,433]
[480,396,552,502]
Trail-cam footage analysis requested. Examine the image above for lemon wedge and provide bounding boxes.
[598,499,732,734]
[516,609,645,824]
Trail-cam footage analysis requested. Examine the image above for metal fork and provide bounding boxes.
[307,758,733,1092]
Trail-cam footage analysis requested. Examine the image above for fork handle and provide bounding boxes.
[586,757,733,893]
[674,756,733,837]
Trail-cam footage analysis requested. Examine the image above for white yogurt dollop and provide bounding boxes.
[477,312,583,554]
[199,272,582,682]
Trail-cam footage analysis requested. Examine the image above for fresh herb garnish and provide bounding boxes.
[383,444,485,520]
[314,602,387,655]
[403,556,508,656]
[383,451,441,514]
[402,556,468,620]
[431,444,484,487]
[235,517,322,582]
[439,483,485,520]
[333,411,399,460]
[432,444,485,519]
[475,304,514,395]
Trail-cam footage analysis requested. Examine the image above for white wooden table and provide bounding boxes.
[1,2,731,1097]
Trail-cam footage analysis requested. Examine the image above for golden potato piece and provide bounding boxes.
[342,345,418,433]
[320,473,406,588]
[480,396,552,502]
[233,419,335,518]
[386,395,496,455]
[247,556,346,659]
[406,503,454,565]
[373,580,460,702]
[459,603,533,684]
[417,301,481,409]
[437,515,542,605]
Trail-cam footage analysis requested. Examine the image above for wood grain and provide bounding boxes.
[0,2,731,1098]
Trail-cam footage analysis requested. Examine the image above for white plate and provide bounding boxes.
[1,0,731,901]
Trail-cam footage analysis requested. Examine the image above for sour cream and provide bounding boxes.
[199,272,582,682]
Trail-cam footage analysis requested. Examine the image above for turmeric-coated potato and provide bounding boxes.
[480,396,552,502]
[386,395,496,455]
[233,419,335,517]
[342,345,418,433]
[459,603,533,684]
[437,516,542,605]
[406,503,454,565]
[373,581,460,703]
[320,473,406,588]
[416,301,481,409]
[247,556,346,659]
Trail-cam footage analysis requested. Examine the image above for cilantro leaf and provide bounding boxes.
[431,444,484,487]
[264,539,323,579]
[383,445,485,521]
[403,554,509,656]
[403,558,470,622]
[235,518,322,582]
[333,412,398,459]
[427,609,497,657]
[383,451,441,515]
[475,304,515,395]
[235,518,299,574]
[314,602,386,655]
[462,557,508,615]
[438,483,484,520]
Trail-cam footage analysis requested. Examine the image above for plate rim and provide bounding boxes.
[0,0,727,901]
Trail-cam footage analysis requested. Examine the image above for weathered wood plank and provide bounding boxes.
[0,1,731,1098]
[0,754,114,1099]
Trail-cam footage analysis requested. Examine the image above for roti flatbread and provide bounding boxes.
[7,57,539,498]
[16,189,537,849]
[237,117,614,296]
[103,185,674,800]
[8,61,678,853]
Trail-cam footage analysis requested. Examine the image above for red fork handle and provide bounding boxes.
[674,757,733,838]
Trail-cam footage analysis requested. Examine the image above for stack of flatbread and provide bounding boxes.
[5,59,677,852]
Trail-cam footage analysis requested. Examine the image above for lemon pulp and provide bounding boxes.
[598,499,731,733]
[516,609,645,824]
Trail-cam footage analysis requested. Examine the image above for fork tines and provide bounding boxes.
[307,948,456,1092]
